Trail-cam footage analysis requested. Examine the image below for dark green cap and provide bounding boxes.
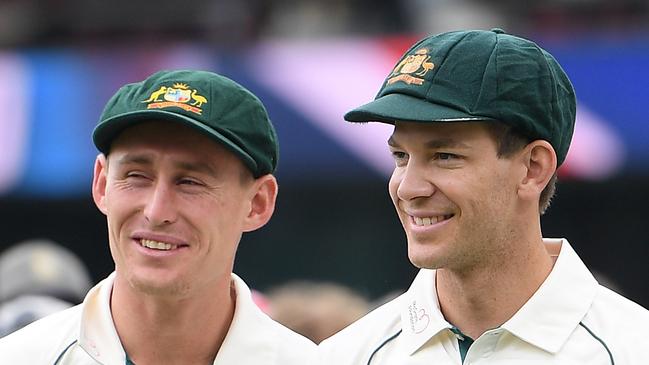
[344,29,576,166]
[93,70,278,177]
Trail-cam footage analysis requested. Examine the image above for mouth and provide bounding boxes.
[139,238,179,251]
[411,214,454,227]
[132,233,190,252]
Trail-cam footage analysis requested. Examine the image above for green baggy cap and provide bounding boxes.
[345,29,576,166]
[93,69,278,178]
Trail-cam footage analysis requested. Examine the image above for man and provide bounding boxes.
[0,70,316,364]
[318,29,649,364]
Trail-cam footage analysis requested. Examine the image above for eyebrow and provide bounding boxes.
[424,138,471,150]
[116,153,218,177]
[387,136,471,149]
[116,154,152,166]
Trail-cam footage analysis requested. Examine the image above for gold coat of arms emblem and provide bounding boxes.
[387,48,435,86]
[142,83,208,115]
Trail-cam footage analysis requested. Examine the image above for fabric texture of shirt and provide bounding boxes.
[318,239,649,364]
[0,272,316,364]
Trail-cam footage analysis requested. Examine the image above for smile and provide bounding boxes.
[411,214,453,226]
[139,239,178,251]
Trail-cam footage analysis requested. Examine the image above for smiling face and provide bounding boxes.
[388,121,526,271]
[92,121,275,297]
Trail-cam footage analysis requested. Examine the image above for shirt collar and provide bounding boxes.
[399,269,452,355]
[397,238,599,356]
[501,238,598,353]
[212,273,279,363]
[79,272,126,365]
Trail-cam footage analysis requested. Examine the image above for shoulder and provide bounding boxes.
[588,284,649,329]
[318,295,403,365]
[227,274,317,364]
[259,311,318,363]
[582,285,649,362]
[252,303,316,347]
[0,304,82,363]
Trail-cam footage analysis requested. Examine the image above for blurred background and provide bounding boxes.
[0,0,648,339]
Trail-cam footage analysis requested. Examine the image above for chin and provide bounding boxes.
[408,251,439,269]
[128,273,190,297]
[407,242,447,270]
[409,256,442,270]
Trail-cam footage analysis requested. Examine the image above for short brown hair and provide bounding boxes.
[487,122,557,214]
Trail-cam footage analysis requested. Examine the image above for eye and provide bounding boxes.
[390,150,409,166]
[126,171,148,180]
[178,178,204,187]
[436,152,458,161]
[122,171,152,187]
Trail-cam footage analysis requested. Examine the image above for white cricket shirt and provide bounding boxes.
[318,239,649,364]
[0,272,316,364]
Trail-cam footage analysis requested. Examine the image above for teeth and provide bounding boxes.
[412,215,451,226]
[140,239,177,251]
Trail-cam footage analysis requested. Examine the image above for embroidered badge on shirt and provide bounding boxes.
[407,300,430,334]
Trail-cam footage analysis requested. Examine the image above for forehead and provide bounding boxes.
[107,120,244,169]
[389,121,496,148]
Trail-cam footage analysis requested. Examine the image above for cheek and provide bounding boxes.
[184,199,219,227]
[103,192,128,224]
[468,168,513,214]
[193,196,245,232]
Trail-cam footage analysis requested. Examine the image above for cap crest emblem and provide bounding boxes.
[387,48,435,86]
[142,82,208,115]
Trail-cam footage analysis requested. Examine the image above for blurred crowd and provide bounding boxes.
[0,0,648,47]
[0,239,92,337]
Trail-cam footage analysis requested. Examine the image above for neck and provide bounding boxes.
[111,275,235,365]
[436,234,553,340]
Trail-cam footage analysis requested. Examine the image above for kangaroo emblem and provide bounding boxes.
[142,86,167,103]
[415,60,434,76]
[191,90,208,107]
[387,48,435,85]
[142,83,207,115]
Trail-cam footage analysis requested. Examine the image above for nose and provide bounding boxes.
[394,164,435,202]
[143,182,178,226]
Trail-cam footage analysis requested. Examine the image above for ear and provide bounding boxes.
[517,140,557,203]
[242,174,278,232]
[92,154,109,216]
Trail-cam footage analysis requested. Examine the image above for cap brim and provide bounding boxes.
[344,93,494,124]
[92,109,258,172]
